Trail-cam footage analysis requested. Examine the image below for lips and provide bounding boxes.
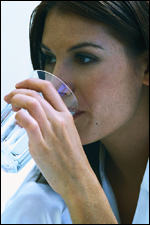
[73,110,84,119]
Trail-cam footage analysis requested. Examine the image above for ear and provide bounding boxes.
[142,62,149,86]
[141,52,149,86]
[142,70,149,86]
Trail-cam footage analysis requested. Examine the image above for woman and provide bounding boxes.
[2,1,149,224]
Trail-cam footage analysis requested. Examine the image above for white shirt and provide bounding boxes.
[1,145,149,224]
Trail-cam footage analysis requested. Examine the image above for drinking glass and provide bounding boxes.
[1,70,78,173]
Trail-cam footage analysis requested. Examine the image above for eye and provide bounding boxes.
[74,53,98,64]
[40,50,56,66]
[44,55,56,65]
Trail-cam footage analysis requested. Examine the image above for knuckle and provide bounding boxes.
[27,120,39,131]
[58,117,67,128]
[29,90,39,98]
[27,98,39,109]
[54,113,73,128]
[66,111,74,120]
[11,93,19,102]
[42,81,54,91]
[62,111,73,122]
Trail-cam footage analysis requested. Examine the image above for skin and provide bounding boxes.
[4,8,149,224]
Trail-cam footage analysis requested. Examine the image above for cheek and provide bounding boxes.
[79,63,142,142]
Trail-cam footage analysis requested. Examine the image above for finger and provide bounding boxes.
[15,109,45,147]
[15,78,69,113]
[4,88,56,114]
[11,93,51,140]
[4,88,67,122]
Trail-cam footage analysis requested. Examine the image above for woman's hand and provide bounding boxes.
[4,78,118,223]
[4,78,91,196]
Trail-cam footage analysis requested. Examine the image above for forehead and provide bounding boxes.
[42,8,123,54]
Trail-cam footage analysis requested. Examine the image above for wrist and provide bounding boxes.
[62,169,118,224]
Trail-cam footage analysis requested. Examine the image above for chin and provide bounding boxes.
[79,132,100,146]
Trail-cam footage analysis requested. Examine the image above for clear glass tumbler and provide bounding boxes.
[1,70,78,173]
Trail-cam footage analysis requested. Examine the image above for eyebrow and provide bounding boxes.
[40,43,53,53]
[67,42,105,52]
[40,42,105,53]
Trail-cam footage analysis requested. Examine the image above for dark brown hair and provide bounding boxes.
[29,1,149,70]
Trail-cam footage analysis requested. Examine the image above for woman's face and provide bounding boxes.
[41,9,143,145]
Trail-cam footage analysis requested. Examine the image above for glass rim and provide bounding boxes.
[33,70,78,102]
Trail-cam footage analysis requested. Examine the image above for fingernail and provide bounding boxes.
[4,94,8,98]
[4,94,9,101]
[15,82,21,87]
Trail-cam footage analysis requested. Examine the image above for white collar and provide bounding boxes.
[99,144,121,223]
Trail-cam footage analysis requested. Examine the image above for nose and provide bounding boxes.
[52,62,75,92]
